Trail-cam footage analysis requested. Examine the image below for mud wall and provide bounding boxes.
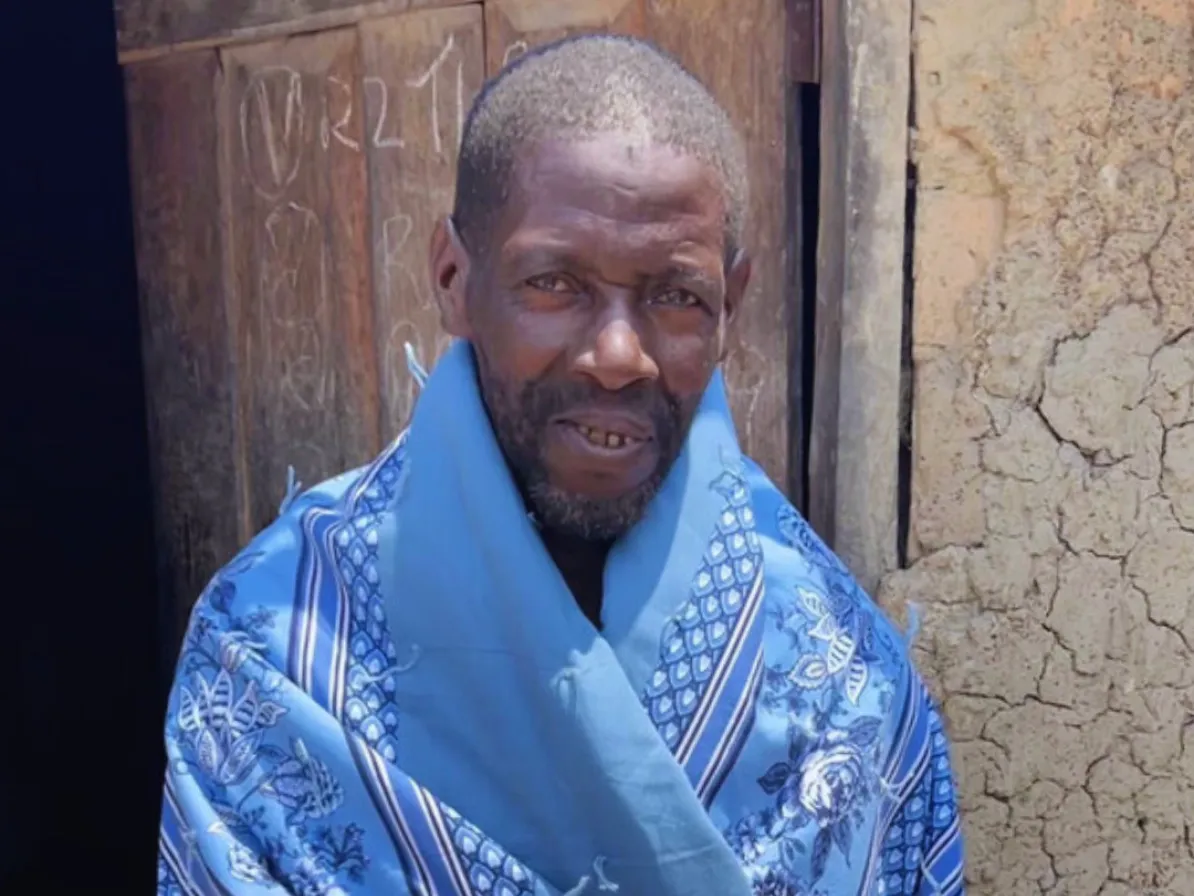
[878,0,1194,892]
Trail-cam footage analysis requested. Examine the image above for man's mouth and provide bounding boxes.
[541,409,664,498]
[553,410,655,458]
[571,423,645,450]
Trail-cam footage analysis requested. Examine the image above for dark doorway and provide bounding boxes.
[0,2,165,890]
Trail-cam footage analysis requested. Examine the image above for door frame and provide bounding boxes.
[808,0,912,593]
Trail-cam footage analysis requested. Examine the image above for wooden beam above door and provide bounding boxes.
[116,0,471,62]
[117,0,824,78]
[484,0,644,72]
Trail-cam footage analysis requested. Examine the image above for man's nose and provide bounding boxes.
[574,305,660,392]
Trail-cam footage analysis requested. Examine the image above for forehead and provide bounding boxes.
[493,135,728,260]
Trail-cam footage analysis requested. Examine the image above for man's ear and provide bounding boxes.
[429,216,472,339]
[719,249,752,361]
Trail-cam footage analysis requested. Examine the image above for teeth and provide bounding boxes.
[577,424,637,449]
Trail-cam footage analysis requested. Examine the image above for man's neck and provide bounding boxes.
[538,528,611,630]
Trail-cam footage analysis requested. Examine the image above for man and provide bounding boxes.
[158,35,964,896]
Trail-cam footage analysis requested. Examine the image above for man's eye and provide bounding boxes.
[653,289,701,309]
[525,274,575,293]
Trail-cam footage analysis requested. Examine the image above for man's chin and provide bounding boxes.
[547,476,650,503]
[527,479,659,542]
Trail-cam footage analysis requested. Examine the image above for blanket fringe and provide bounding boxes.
[278,465,302,517]
[593,856,619,891]
[562,857,619,896]
[404,341,430,390]
[904,600,923,648]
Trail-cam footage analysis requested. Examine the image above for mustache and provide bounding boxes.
[519,378,681,436]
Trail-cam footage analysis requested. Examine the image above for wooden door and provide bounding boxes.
[119,0,803,630]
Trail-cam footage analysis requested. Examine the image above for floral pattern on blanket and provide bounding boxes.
[165,550,367,895]
[722,504,904,895]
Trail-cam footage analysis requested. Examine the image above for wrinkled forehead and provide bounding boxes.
[491,134,729,260]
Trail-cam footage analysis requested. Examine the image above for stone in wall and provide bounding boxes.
[880,0,1194,892]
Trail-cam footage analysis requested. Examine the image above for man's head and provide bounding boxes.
[430,35,751,541]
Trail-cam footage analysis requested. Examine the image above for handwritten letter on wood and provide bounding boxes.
[222,30,381,532]
[361,7,484,439]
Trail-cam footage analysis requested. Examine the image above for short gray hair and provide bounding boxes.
[453,34,749,260]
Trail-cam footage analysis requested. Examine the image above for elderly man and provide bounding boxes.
[158,35,964,896]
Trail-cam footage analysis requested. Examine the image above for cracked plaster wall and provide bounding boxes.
[877,0,1194,892]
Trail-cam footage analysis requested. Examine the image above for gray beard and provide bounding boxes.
[521,465,665,541]
[470,349,679,542]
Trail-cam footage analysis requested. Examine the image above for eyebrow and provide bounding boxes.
[503,248,588,277]
[657,264,722,295]
[504,250,721,292]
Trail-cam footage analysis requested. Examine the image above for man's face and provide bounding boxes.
[432,133,751,540]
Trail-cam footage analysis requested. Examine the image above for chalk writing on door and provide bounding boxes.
[240,66,305,199]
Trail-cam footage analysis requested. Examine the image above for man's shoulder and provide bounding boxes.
[740,457,913,681]
[178,435,410,675]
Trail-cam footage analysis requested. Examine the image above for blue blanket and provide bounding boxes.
[158,341,964,896]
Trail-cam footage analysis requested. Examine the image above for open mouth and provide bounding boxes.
[546,412,660,493]
[553,411,655,459]
[570,422,645,450]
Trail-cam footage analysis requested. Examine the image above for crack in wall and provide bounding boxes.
[898,0,921,570]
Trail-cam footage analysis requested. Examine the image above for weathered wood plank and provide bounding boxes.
[808,0,910,591]
[807,0,845,550]
[484,0,645,73]
[360,7,485,438]
[221,30,381,535]
[116,0,466,61]
[788,0,821,84]
[645,0,792,493]
[124,50,240,627]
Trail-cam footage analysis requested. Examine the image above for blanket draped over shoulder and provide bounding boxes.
[158,342,964,896]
